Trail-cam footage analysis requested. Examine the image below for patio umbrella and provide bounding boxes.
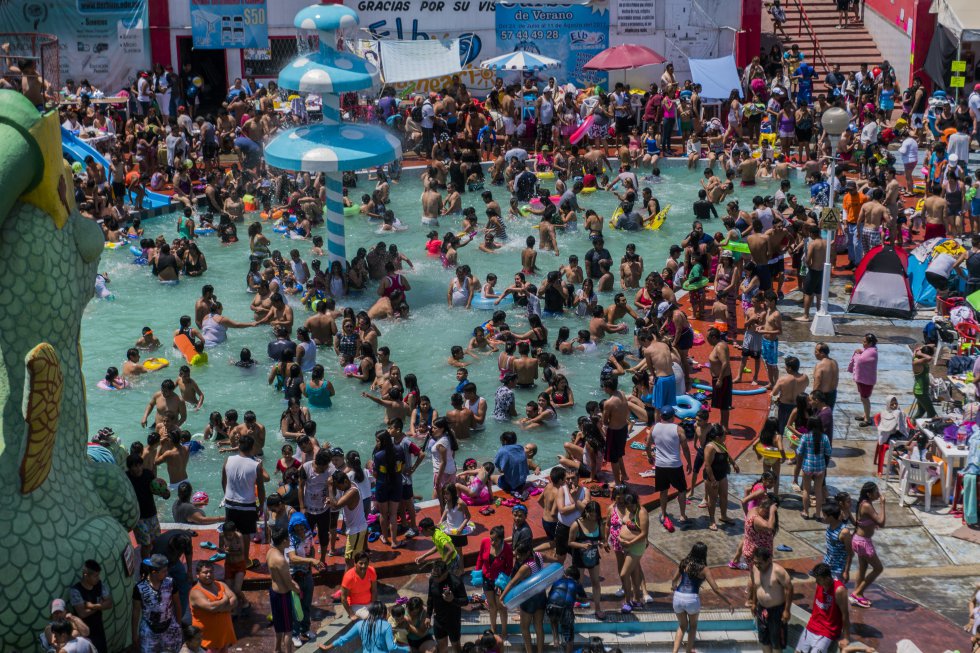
[583,44,667,71]
[480,50,561,72]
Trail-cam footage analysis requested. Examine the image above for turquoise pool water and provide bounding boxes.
[82,161,781,501]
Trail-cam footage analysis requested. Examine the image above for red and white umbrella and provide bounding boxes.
[583,44,667,71]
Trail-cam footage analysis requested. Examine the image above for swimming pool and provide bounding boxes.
[82,160,782,501]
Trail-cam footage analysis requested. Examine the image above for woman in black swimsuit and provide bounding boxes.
[182,242,207,277]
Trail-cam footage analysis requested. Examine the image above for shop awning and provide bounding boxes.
[931,0,980,42]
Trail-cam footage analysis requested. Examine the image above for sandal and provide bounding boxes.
[246,558,260,570]
[479,506,496,516]
[708,523,719,531]
[849,593,872,608]
[200,541,218,550]
[208,552,227,562]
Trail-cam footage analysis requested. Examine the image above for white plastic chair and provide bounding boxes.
[897,456,947,511]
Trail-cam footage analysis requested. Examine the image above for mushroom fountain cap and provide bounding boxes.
[280,4,376,94]
[294,3,359,31]
[264,124,402,173]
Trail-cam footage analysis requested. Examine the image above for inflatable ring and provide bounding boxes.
[144,357,169,371]
[692,381,768,396]
[503,563,564,609]
[196,227,215,236]
[682,277,709,292]
[472,293,514,310]
[130,245,143,257]
[536,171,555,180]
[273,224,288,233]
[104,241,123,250]
[673,395,702,419]
[580,186,598,194]
[529,195,561,207]
[754,442,796,461]
[344,205,359,217]
[609,206,623,228]
[519,205,534,216]
[441,520,475,536]
[692,330,705,345]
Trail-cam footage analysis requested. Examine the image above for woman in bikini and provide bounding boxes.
[850,481,886,608]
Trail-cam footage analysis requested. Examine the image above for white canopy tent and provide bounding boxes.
[931,0,980,41]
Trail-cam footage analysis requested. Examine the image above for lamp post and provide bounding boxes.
[810,107,850,337]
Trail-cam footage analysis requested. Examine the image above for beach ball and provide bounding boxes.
[193,76,204,87]
[183,159,193,169]
[71,161,83,174]
[150,477,170,497]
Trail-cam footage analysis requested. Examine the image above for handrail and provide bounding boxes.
[786,0,831,74]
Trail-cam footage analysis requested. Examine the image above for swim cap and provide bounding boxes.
[512,503,528,514]
[191,491,209,505]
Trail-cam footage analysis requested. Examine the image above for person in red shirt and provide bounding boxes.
[794,563,851,653]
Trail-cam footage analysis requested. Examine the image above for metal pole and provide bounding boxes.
[955,41,962,103]
[811,144,837,336]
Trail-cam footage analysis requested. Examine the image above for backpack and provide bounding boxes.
[411,104,422,122]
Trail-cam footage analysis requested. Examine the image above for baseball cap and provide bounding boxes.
[143,554,169,570]
[661,406,676,418]
[656,301,673,318]
[329,447,344,458]
[50,599,66,614]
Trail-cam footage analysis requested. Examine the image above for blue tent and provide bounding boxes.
[907,255,936,306]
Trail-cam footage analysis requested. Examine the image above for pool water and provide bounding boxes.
[82,161,781,501]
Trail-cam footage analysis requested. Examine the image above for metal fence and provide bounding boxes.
[0,32,60,92]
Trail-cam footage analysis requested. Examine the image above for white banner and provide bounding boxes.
[379,39,462,83]
[617,0,656,35]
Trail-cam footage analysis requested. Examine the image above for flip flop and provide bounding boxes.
[527,487,543,497]
[776,544,793,552]
[368,531,382,543]
[638,469,656,477]
[629,441,648,450]
[200,541,218,550]
[479,506,496,516]
[208,553,226,562]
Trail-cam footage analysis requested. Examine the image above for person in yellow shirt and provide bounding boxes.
[841,180,868,269]
[416,517,462,576]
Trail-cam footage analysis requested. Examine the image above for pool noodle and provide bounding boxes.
[692,381,767,396]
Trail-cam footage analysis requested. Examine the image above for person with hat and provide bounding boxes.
[172,481,224,525]
[133,554,183,653]
[645,406,692,532]
[43,597,92,651]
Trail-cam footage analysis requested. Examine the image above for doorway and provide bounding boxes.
[177,36,227,116]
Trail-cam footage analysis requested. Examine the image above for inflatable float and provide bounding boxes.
[535,170,555,180]
[529,195,562,207]
[722,241,751,254]
[646,204,670,230]
[104,241,123,250]
[673,395,702,419]
[692,381,768,396]
[195,227,215,236]
[472,293,514,310]
[580,186,598,194]
[174,334,206,366]
[569,114,594,145]
[143,358,169,371]
[754,442,796,460]
[503,562,564,609]
[344,204,359,217]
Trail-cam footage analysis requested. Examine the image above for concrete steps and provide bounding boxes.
[777,0,883,74]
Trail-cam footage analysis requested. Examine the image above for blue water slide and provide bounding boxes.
[61,128,173,210]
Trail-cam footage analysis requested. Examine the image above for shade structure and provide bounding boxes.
[480,50,561,72]
[583,44,667,71]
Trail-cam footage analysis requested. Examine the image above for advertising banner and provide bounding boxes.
[495,4,609,87]
[345,0,497,95]
[0,0,149,92]
[190,0,269,50]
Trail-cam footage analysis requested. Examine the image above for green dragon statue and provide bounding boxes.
[0,89,139,652]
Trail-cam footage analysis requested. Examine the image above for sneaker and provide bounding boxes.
[614,588,626,598]
[405,528,418,538]
[643,594,655,604]
[305,631,316,640]
[292,636,304,648]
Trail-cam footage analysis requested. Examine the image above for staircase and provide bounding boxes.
[774,0,883,74]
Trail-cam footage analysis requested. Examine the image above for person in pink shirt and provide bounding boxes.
[848,334,878,427]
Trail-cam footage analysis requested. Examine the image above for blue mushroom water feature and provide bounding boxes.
[264,2,401,263]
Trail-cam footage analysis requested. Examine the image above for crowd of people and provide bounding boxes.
[16,19,980,653]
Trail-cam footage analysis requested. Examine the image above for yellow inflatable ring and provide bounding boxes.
[754,442,796,460]
[536,171,555,180]
[144,357,169,371]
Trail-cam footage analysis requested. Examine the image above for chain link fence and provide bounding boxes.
[0,32,60,92]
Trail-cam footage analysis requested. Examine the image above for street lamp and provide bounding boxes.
[810,106,850,337]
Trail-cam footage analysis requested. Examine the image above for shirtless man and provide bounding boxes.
[643,331,676,420]
[195,285,216,329]
[772,157,791,181]
[242,111,265,144]
[602,377,632,485]
[799,225,826,321]
[421,180,442,225]
[260,294,294,336]
[606,293,639,325]
[301,300,337,350]
[706,327,733,429]
[267,527,301,653]
[771,355,809,432]
[123,348,159,377]
[701,169,724,203]
[812,342,840,409]
[766,218,790,298]
[176,366,205,410]
[737,156,759,185]
[746,219,772,290]
[481,191,501,217]
[521,236,538,276]
[135,328,161,351]
[757,290,782,389]
[589,305,628,340]
[156,431,190,488]
[229,411,267,458]
[883,168,903,244]
[141,379,187,436]
[748,547,793,653]
[361,388,412,426]
[445,393,476,439]
[922,183,950,240]
[535,466,563,553]
[856,187,889,254]
[513,342,539,388]
[561,255,584,284]
[365,242,388,281]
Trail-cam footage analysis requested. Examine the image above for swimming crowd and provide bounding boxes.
[34,31,980,653]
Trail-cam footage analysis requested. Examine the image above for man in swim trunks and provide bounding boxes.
[707,327,734,429]
[757,291,782,389]
[812,343,840,409]
[140,379,187,436]
[304,297,338,347]
[602,377,632,485]
[800,225,826,321]
[537,466,564,549]
[267,526,301,653]
[642,331,676,420]
[737,156,759,185]
[748,547,793,653]
[771,355,809,433]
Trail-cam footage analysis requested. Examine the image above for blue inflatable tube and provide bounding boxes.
[196,227,215,236]
[471,293,514,310]
[692,381,767,396]
[130,245,143,257]
[673,395,702,419]
[503,563,564,609]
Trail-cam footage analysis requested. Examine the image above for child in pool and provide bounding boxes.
[508,197,524,220]
[311,235,324,257]
[479,232,501,253]
[481,273,500,298]
[135,326,161,351]
[235,348,255,368]
[467,327,498,356]
[425,230,442,256]
[448,345,471,368]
